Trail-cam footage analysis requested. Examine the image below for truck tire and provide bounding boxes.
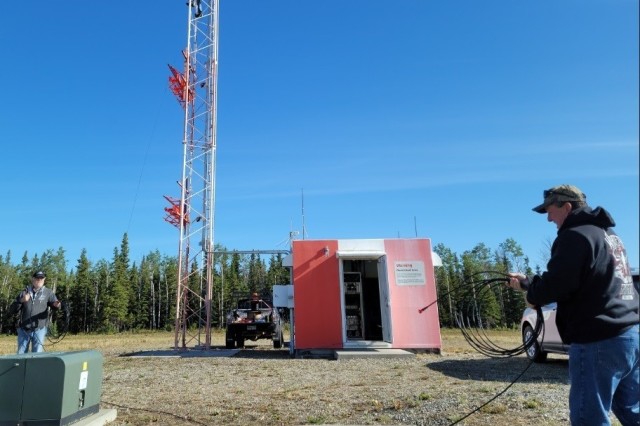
[236,336,245,348]
[225,331,235,349]
[273,330,283,349]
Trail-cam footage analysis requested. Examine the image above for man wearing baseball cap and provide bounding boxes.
[11,270,61,353]
[508,184,639,425]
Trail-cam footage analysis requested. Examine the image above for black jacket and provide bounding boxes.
[14,285,59,331]
[526,206,639,344]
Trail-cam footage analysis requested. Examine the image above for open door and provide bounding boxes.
[340,257,392,346]
[377,256,392,343]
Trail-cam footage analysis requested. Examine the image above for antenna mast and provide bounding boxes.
[301,188,306,240]
[164,0,219,350]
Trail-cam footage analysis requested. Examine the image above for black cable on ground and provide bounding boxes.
[449,358,536,425]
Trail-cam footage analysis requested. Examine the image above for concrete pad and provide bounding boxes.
[334,348,415,360]
[72,409,117,426]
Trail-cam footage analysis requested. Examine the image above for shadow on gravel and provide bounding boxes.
[427,356,569,385]
[232,347,292,360]
[120,343,293,359]
[120,348,240,358]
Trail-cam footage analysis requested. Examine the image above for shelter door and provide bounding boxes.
[341,259,387,342]
[377,257,392,343]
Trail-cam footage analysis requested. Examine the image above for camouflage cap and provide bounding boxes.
[532,184,586,214]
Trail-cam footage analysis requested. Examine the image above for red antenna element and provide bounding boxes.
[167,64,194,108]
[163,195,190,228]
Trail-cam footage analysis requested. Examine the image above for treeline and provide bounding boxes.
[0,233,290,335]
[0,235,536,335]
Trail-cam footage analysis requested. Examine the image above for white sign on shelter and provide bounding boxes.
[394,261,426,286]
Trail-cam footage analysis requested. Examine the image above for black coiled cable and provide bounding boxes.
[420,270,544,357]
[47,300,71,345]
[453,273,544,358]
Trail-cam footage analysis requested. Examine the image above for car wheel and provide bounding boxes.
[236,337,245,348]
[523,324,547,363]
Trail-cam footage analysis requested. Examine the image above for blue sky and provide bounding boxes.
[0,1,638,270]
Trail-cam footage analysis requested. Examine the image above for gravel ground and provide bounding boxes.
[0,330,587,425]
[95,331,579,426]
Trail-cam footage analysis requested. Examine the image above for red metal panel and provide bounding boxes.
[384,239,442,350]
[292,240,342,349]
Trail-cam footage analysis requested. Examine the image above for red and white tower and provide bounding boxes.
[165,0,219,350]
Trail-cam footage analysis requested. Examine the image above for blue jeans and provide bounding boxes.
[17,327,48,353]
[569,325,639,426]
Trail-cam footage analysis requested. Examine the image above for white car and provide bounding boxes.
[520,268,639,362]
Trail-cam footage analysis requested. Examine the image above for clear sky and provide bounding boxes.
[0,1,638,271]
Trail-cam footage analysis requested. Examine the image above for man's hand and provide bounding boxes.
[506,273,528,292]
[49,300,61,310]
[506,273,537,308]
[20,291,31,303]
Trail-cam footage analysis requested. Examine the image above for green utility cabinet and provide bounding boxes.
[0,350,103,426]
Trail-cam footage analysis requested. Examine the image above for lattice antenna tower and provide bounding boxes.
[164,0,219,350]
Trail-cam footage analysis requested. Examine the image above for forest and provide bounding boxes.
[0,234,537,335]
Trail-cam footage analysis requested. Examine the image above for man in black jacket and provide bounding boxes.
[508,184,639,426]
[11,270,61,353]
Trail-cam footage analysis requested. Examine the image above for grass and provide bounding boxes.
[0,329,230,356]
[0,327,500,355]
